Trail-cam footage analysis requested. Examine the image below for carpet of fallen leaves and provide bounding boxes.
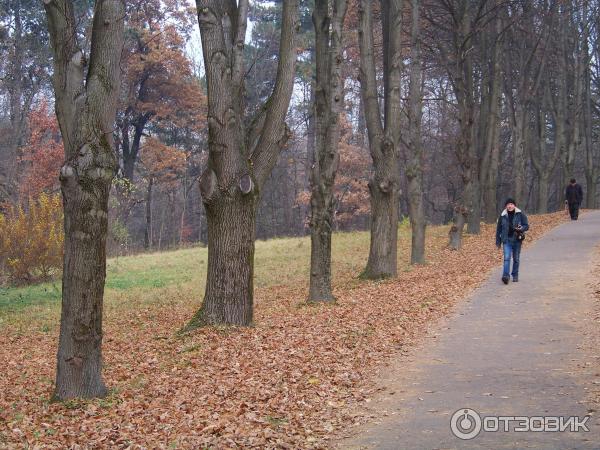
[580,246,600,412]
[0,212,568,449]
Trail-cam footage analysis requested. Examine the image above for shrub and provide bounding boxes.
[0,193,64,284]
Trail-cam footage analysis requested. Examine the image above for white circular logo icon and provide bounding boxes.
[451,408,482,440]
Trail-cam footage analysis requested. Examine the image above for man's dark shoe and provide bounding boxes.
[502,276,509,284]
[512,276,518,282]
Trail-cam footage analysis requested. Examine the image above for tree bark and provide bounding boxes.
[536,173,550,213]
[581,4,597,209]
[358,0,402,279]
[406,0,426,264]
[188,0,298,327]
[44,0,125,400]
[308,0,348,302]
[531,87,561,213]
[449,0,480,234]
[190,194,256,325]
[448,206,467,250]
[144,178,153,250]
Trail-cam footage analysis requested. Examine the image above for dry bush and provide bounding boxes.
[0,193,63,284]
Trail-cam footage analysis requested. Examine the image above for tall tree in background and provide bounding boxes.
[503,0,549,209]
[0,0,51,204]
[405,0,426,264]
[475,1,502,222]
[189,0,298,327]
[43,0,124,400]
[358,0,403,279]
[582,0,598,208]
[140,138,187,250]
[118,2,204,183]
[308,0,348,302]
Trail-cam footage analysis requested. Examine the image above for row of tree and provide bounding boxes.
[0,0,598,399]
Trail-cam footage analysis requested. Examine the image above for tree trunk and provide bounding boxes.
[406,0,426,264]
[586,174,596,209]
[408,183,426,263]
[512,106,527,206]
[1,1,30,204]
[582,9,597,210]
[144,178,153,250]
[536,174,550,213]
[44,0,125,400]
[309,217,333,301]
[364,177,400,278]
[190,195,256,326]
[449,206,467,250]
[467,178,481,234]
[358,0,403,279]
[451,0,480,235]
[308,0,348,301]
[189,0,298,327]
[55,154,112,400]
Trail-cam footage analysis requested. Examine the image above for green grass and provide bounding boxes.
[0,223,450,327]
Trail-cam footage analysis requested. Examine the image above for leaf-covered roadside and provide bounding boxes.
[0,212,568,448]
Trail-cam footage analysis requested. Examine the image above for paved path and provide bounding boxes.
[339,211,600,449]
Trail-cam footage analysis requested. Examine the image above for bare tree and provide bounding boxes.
[188,0,298,327]
[358,0,403,279]
[502,0,550,209]
[43,0,125,400]
[477,1,502,222]
[581,0,598,208]
[405,0,426,263]
[309,0,348,301]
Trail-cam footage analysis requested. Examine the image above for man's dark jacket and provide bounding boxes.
[565,183,583,205]
[496,208,529,246]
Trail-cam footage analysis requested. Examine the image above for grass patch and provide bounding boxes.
[0,225,451,327]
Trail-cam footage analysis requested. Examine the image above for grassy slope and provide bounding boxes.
[0,223,450,327]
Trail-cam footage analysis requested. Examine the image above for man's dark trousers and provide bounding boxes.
[568,202,580,220]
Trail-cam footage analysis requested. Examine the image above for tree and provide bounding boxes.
[503,0,549,209]
[19,99,63,198]
[139,137,186,250]
[118,3,205,183]
[0,0,52,204]
[308,0,348,302]
[405,0,426,264]
[358,0,402,279]
[477,0,502,222]
[424,0,493,235]
[188,0,298,327]
[582,0,598,208]
[43,0,125,400]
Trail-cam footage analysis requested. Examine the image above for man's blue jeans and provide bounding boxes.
[503,240,521,278]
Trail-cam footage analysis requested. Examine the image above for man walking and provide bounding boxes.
[496,198,529,284]
[565,178,584,220]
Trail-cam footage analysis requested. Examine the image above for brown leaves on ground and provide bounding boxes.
[579,245,600,412]
[0,212,567,448]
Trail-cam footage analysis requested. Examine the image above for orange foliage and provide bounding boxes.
[141,137,187,189]
[298,118,371,229]
[0,193,63,284]
[334,120,371,227]
[19,100,64,198]
[122,2,206,131]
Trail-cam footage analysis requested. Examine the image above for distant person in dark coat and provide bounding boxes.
[496,198,529,284]
[565,178,583,220]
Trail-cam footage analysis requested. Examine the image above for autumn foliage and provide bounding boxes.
[141,137,187,188]
[19,100,64,199]
[0,193,63,284]
[298,118,371,229]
